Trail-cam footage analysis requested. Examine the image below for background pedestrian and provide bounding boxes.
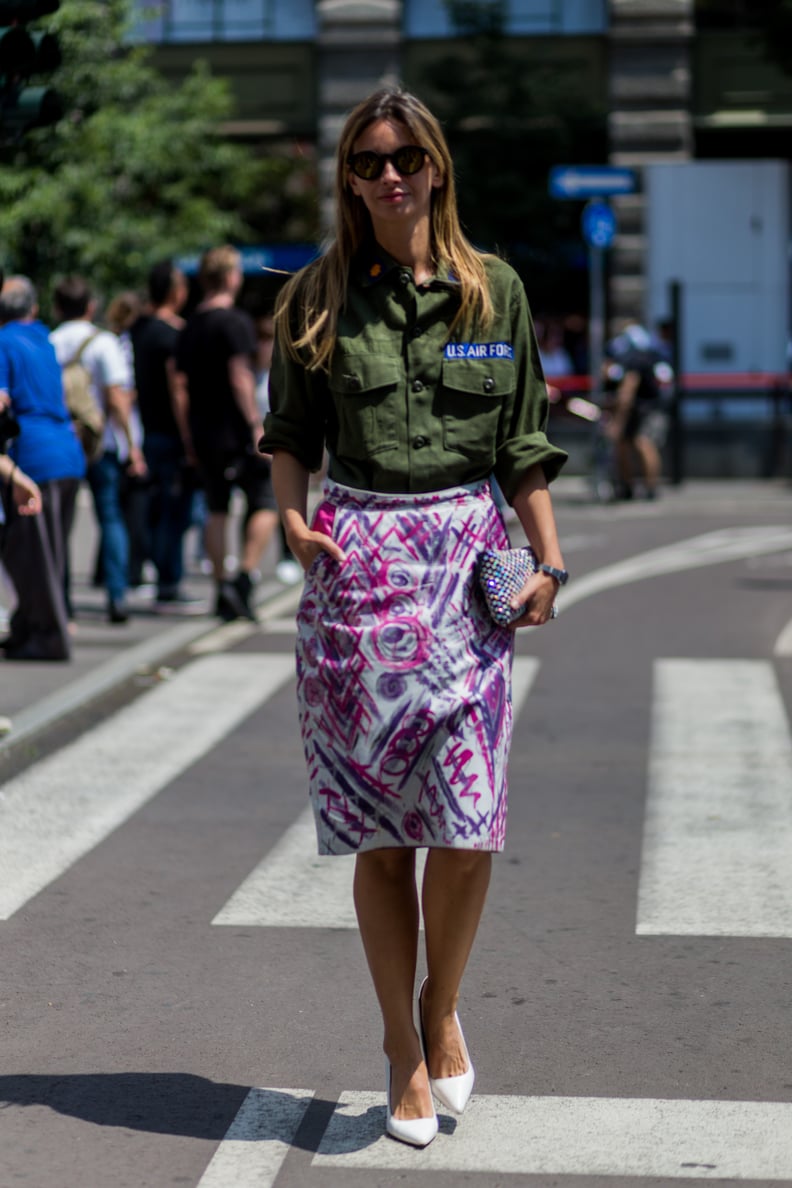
[132,260,202,611]
[0,276,85,660]
[174,246,278,621]
[50,276,146,624]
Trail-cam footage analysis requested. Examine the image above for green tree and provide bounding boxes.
[0,0,310,305]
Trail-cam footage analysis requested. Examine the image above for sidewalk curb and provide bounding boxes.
[0,582,303,757]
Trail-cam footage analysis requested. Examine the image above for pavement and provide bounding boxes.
[0,487,306,754]
[2,471,792,1187]
[1,475,790,758]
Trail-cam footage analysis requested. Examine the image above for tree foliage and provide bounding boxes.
[0,0,310,307]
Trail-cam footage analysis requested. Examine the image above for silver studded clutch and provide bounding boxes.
[477,546,558,626]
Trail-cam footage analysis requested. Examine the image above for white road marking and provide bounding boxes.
[0,655,295,921]
[212,659,540,929]
[188,620,260,655]
[195,1088,313,1188]
[260,617,299,634]
[558,525,792,614]
[510,656,541,718]
[637,659,792,937]
[0,619,213,752]
[213,804,357,929]
[314,1091,792,1180]
[775,617,792,657]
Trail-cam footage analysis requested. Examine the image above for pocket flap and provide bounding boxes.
[441,356,514,397]
[330,356,401,395]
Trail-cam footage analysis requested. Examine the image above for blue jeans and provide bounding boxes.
[87,452,129,603]
[143,432,194,595]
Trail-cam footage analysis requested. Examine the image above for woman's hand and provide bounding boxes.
[287,528,346,574]
[509,465,565,627]
[11,469,42,516]
[507,571,557,629]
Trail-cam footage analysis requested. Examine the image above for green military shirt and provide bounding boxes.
[262,249,567,503]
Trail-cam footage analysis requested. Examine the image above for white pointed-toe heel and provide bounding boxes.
[419,976,475,1115]
[385,1060,438,1148]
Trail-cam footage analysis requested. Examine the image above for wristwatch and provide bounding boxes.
[539,563,569,586]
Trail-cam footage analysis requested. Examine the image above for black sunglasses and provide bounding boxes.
[348,145,429,181]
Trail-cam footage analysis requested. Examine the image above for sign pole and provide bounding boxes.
[588,244,605,403]
[669,278,684,485]
[580,201,615,404]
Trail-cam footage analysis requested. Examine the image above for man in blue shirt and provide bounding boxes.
[0,275,85,661]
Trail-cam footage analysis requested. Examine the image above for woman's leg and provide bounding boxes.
[421,849,492,1078]
[353,848,434,1120]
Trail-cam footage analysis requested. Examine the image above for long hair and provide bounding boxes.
[276,87,494,371]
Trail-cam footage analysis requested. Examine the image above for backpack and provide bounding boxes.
[62,331,105,463]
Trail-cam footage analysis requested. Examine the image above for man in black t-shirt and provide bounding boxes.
[174,246,278,621]
[132,260,200,608]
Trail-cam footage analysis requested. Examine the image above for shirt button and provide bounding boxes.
[398,272,410,286]
[412,435,429,449]
[411,379,424,393]
[483,376,495,393]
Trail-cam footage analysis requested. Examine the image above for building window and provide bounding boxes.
[129,0,316,42]
[403,0,607,39]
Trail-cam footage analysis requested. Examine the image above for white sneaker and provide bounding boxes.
[276,559,302,585]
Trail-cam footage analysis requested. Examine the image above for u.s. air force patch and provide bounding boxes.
[444,342,514,360]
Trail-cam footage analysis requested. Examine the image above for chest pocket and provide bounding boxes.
[440,357,514,461]
[329,355,400,457]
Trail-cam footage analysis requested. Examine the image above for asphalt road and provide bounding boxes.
[1,479,791,1188]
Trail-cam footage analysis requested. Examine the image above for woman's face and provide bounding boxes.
[347,118,442,235]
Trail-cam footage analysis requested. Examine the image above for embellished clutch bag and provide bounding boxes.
[477,546,558,626]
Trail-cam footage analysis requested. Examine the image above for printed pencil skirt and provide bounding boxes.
[296,479,515,855]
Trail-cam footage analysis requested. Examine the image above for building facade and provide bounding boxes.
[134,0,792,326]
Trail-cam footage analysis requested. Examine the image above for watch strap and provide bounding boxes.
[539,563,569,586]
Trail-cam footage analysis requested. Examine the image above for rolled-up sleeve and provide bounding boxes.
[493,276,568,503]
[259,336,327,473]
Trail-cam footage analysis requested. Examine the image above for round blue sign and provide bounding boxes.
[581,200,617,248]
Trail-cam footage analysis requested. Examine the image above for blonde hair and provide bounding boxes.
[276,87,494,371]
[199,245,241,294]
[106,291,141,334]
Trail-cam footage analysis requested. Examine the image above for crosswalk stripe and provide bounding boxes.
[205,1088,792,1180]
[637,659,792,937]
[0,654,294,922]
[775,615,792,656]
[195,1088,313,1188]
[212,658,540,929]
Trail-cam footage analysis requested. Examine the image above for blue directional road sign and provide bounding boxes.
[549,165,637,200]
[581,200,617,249]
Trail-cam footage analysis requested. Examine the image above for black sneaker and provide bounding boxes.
[215,580,247,622]
[232,571,257,622]
[108,599,129,624]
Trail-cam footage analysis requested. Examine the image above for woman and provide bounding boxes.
[261,87,567,1147]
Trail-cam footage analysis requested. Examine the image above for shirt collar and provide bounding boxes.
[356,244,460,289]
